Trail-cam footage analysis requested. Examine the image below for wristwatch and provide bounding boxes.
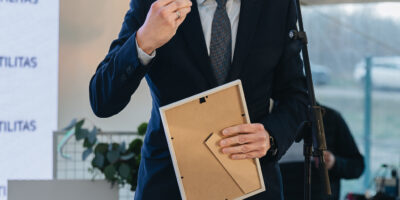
[266,135,278,158]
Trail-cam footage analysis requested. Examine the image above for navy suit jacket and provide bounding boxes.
[89,0,309,198]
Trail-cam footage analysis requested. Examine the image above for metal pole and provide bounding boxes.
[293,0,332,197]
[304,136,312,200]
[291,0,331,197]
[364,57,372,190]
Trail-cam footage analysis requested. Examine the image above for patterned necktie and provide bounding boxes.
[210,0,232,85]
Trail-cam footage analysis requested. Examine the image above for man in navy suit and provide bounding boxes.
[89,0,308,198]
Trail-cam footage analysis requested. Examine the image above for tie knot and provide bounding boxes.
[216,0,227,9]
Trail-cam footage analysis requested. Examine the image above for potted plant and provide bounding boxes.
[61,119,147,191]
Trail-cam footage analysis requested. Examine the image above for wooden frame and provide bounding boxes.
[160,80,265,200]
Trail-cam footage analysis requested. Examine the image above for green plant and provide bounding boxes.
[62,119,147,191]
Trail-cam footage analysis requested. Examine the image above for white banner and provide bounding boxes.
[0,0,59,199]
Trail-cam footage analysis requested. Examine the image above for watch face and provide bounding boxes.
[269,136,275,147]
[268,136,278,157]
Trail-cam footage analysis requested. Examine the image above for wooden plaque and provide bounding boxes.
[160,80,265,200]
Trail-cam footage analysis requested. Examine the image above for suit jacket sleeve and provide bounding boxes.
[260,0,309,161]
[89,0,152,118]
[330,112,365,179]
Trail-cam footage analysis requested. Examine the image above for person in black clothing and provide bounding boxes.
[279,104,365,200]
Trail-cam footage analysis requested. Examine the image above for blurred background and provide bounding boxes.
[0,0,399,200]
[303,2,400,197]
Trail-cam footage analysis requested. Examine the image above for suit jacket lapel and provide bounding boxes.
[227,0,263,82]
[180,0,219,88]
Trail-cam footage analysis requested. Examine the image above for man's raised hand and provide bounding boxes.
[136,0,192,54]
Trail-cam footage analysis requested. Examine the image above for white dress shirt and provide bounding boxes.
[136,0,241,65]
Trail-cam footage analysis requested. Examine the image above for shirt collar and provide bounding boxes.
[197,0,237,6]
[197,0,211,6]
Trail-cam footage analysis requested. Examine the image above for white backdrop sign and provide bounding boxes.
[0,1,59,199]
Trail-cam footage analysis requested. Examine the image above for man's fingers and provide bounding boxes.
[231,151,265,160]
[222,142,266,154]
[164,0,192,13]
[218,123,269,160]
[159,0,191,26]
[153,0,179,8]
[175,0,193,10]
[175,7,191,25]
[220,131,267,147]
[222,123,265,136]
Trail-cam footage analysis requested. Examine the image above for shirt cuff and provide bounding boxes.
[135,38,156,66]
